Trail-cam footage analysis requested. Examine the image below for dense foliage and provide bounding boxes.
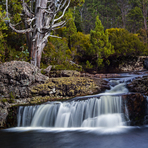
[0,0,148,71]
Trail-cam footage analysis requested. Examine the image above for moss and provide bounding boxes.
[1,98,7,103]
[41,69,46,75]
[9,92,15,100]
[31,77,99,99]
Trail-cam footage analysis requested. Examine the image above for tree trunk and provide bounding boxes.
[143,1,147,30]
[29,0,48,67]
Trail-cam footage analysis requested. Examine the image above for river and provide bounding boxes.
[1,72,148,148]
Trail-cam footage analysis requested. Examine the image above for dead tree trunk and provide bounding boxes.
[8,0,71,68]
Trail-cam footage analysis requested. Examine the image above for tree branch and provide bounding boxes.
[54,0,71,22]
[22,3,34,18]
[52,21,66,29]
[9,23,33,34]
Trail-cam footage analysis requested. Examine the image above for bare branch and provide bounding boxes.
[52,21,66,29]
[9,23,33,34]
[26,17,36,25]
[54,0,71,22]
[40,33,61,47]
[41,20,65,31]
[22,3,34,18]
[53,21,67,30]
[10,22,22,27]
[48,35,62,38]
[44,9,54,14]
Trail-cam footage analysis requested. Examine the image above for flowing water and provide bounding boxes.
[1,72,148,148]
[17,82,128,128]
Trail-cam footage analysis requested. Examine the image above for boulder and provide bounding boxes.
[0,61,49,99]
[123,93,146,126]
[127,76,148,95]
[144,58,148,70]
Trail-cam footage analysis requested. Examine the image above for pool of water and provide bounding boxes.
[1,126,148,148]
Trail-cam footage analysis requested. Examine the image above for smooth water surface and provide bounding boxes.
[1,127,148,148]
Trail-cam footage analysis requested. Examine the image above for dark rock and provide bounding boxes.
[144,58,148,70]
[123,93,146,126]
[127,76,148,95]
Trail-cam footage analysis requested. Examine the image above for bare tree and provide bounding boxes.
[7,0,71,68]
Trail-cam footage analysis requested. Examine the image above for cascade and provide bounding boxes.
[17,81,129,128]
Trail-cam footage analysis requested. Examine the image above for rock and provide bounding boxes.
[144,58,148,70]
[43,65,52,76]
[50,70,80,77]
[61,70,80,77]
[123,93,146,126]
[0,61,49,99]
[31,77,101,99]
[0,107,8,128]
[119,57,145,72]
[127,76,148,95]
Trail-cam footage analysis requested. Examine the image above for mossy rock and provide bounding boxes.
[31,77,100,100]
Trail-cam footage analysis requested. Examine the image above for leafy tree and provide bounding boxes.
[41,37,71,67]
[63,9,77,50]
[127,6,143,32]
[71,31,91,63]
[89,16,114,68]
[107,28,146,57]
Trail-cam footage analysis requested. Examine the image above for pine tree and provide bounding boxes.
[89,16,114,68]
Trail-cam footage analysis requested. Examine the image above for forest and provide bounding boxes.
[0,0,148,72]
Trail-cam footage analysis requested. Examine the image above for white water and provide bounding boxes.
[17,82,129,128]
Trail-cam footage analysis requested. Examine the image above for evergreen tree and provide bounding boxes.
[0,5,8,62]
[89,16,114,68]
[64,9,77,50]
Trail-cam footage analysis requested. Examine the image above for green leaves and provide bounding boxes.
[89,16,114,68]
[0,5,8,62]
[107,28,146,57]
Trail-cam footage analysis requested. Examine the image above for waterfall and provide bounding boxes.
[17,82,129,128]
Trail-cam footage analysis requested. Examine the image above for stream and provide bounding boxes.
[1,72,148,148]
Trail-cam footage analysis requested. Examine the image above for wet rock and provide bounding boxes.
[123,93,146,126]
[144,58,148,70]
[127,76,148,95]
[0,106,8,128]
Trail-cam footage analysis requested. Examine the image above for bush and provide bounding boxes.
[107,28,146,57]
